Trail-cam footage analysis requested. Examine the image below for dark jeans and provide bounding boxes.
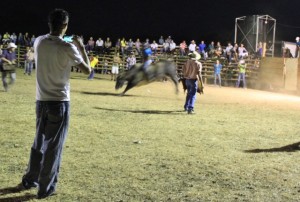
[184,79,198,110]
[23,101,70,195]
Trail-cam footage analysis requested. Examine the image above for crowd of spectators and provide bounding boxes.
[0,32,263,64]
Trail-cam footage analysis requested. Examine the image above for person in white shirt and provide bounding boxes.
[21,8,91,199]
[95,37,104,54]
[238,43,248,59]
[150,40,158,54]
[188,40,197,52]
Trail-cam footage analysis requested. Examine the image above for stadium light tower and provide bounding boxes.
[234,15,276,57]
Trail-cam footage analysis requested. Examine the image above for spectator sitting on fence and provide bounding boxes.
[2,32,10,44]
[215,42,223,58]
[162,41,170,54]
[225,42,233,64]
[104,37,112,54]
[115,38,121,53]
[179,40,187,56]
[126,52,136,70]
[213,59,222,87]
[208,41,215,57]
[238,43,248,59]
[169,40,176,55]
[127,38,134,54]
[188,40,196,53]
[86,37,95,53]
[143,38,150,49]
[198,41,207,60]
[150,40,158,54]
[120,37,127,56]
[95,37,104,54]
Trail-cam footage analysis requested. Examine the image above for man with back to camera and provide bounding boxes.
[21,8,91,199]
[183,52,202,114]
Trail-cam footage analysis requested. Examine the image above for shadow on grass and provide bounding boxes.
[95,107,184,115]
[0,194,36,201]
[0,184,36,201]
[244,141,300,153]
[81,91,138,97]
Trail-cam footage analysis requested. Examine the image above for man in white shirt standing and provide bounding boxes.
[21,9,91,199]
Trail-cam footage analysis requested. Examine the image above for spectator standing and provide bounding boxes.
[115,38,121,53]
[24,47,35,75]
[17,33,24,46]
[127,38,134,54]
[179,40,187,56]
[10,33,17,44]
[135,38,141,55]
[182,52,202,114]
[111,52,121,81]
[88,55,99,80]
[158,36,164,45]
[1,42,17,91]
[24,32,30,46]
[30,35,36,47]
[120,37,127,55]
[213,60,222,87]
[21,9,91,199]
[295,37,300,58]
[236,59,247,88]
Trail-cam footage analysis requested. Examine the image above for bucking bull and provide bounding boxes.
[115,60,179,95]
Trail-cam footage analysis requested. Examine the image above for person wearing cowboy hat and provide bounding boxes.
[182,51,202,114]
[1,42,17,92]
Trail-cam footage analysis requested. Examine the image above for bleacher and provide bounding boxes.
[15,45,260,87]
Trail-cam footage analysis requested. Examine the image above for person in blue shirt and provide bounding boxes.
[295,37,300,58]
[213,60,222,87]
[198,41,207,60]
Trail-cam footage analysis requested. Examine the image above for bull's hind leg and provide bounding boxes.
[167,74,179,94]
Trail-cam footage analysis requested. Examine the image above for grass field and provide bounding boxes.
[1,69,300,201]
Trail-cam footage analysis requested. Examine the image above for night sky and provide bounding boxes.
[1,0,299,46]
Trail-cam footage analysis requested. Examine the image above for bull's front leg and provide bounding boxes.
[120,81,135,96]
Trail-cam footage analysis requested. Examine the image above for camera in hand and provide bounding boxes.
[63,35,73,42]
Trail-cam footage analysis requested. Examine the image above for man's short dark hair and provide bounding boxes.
[48,9,69,32]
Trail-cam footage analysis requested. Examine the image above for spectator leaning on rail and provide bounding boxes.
[1,42,17,92]
[183,51,202,114]
[21,8,91,199]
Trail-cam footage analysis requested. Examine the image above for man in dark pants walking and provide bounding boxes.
[183,52,202,114]
[21,9,91,199]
